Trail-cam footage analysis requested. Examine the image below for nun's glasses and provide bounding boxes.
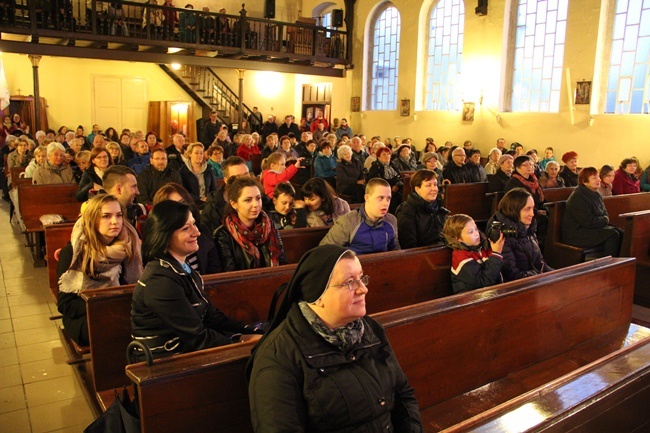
[328,275,370,292]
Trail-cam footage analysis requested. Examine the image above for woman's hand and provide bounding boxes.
[391,185,399,192]
[295,157,304,169]
[489,233,505,254]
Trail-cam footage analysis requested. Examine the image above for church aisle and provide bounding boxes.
[0,200,95,432]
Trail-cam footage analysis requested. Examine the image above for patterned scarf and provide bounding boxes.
[381,161,399,180]
[299,301,365,352]
[512,172,545,202]
[224,210,282,267]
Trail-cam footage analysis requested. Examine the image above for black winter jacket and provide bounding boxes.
[562,184,615,247]
[75,168,103,202]
[179,163,217,203]
[336,158,365,195]
[395,192,449,248]
[442,162,468,184]
[202,185,228,235]
[559,166,579,187]
[131,254,252,358]
[248,303,423,433]
[214,217,287,271]
[136,164,182,204]
[486,212,552,281]
[488,169,511,193]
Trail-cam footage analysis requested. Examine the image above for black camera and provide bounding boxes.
[486,221,517,243]
[301,158,312,167]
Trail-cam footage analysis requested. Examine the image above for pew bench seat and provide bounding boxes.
[419,323,650,431]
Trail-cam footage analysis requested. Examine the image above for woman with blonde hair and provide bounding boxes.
[180,142,217,204]
[58,194,142,345]
[106,141,127,166]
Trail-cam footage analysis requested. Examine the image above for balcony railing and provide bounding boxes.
[1,1,348,65]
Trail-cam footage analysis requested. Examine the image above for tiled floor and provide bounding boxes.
[0,200,95,432]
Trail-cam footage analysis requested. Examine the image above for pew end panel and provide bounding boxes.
[620,210,650,307]
[44,222,75,301]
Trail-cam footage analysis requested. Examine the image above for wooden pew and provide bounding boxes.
[545,193,650,269]
[125,257,649,433]
[620,210,650,307]
[82,246,452,411]
[44,222,75,300]
[279,226,329,264]
[17,183,80,267]
[443,183,491,222]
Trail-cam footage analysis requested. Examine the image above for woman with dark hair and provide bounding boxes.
[131,200,260,360]
[145,131,159,150]
[598,164,615,197]
[504,155,547,214]
[486,188,552,281]
[562,167,623,258]
[58,194,142,345]
[367,146,403,213]
[75,147,113,202]
[214,177,287,271]
[300,177,350,227]
[104,127,119,143]
[152,182,222,275]
[395,169,449,248]
[247,244,422,432]
[335,144,365,203]
[612,157,641,195]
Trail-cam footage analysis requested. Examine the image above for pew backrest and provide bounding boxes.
[444,183,491,222]
[125,257,637,433]
[280,226,329,263]
[83,246,452,396]
[17,183,80,232]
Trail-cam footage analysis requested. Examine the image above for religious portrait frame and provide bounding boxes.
[400,99,410,116]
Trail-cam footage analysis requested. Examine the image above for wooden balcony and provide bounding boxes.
[0,1,350,77]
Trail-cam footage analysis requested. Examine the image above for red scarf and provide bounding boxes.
[512,172,545,202]
[224,211,282,268]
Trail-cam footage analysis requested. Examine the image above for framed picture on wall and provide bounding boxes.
[575,81,591,104]
[400,99,410,116]
[351,96,360,112]
[462,102,475,121]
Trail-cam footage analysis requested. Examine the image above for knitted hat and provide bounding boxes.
[422,152,438,163]
[498,154,514,165]
[562,151,578,163]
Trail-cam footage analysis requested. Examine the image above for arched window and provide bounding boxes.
[425,0,464,111]
[367,4,401,110]
[604,0,650,114]
[508,0,569,112]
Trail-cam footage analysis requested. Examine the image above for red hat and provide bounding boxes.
[562,151,578,163]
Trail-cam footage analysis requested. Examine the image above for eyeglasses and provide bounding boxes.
[328,275,370,292]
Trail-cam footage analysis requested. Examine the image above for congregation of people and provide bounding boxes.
[3,108,649,431]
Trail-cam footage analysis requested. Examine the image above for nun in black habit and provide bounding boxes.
[246,244,422,433]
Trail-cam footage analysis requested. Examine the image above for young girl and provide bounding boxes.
[442,214,504,294]
[262,152,303,198]
[269,182,306,230]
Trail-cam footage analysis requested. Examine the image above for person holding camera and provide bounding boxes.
[486,188,552,281]
[442,214,505,294]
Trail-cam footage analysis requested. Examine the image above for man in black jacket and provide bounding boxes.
[278,115,300,138]
[136,148,183,204]
[201,156,250,234]
[200,110,221,147]
[442,147,469,184]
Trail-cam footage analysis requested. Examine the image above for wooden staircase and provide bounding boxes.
[160,64,253,128]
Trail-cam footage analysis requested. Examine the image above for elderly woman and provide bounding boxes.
[559,151,579,187]
[598,164,615,197]
[539,160,564,188]
[32,142,76,185]
[612,157,641,195]
[486,188,552,281]
[247,244,423,433]
[24,145,48,178]
[395,169,449,248]
[132,200,259,360]
[180,142,217,203]
[562,167,623,258]
[75,147,113,202]
[335,144,365,203]
[505,155,548,240]
[484,147,502,175]
[421,152,443,179]
[487,154,514,193]
[7,137,33,186]
[368,146,403,213]
[393,144,419,172]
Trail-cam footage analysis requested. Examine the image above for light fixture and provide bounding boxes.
[171,63,181,70]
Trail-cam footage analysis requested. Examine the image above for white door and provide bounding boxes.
[93,76,147,132]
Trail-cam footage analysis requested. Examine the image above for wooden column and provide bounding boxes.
[28,55,42,132]
[237,69,245,124]
[344,0,356,65]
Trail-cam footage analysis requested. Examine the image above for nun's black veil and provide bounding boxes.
[246,244,350,381]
